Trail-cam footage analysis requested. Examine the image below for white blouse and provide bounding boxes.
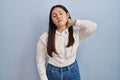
[36,20,97,80]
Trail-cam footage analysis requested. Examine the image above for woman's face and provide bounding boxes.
[51,7,69,28]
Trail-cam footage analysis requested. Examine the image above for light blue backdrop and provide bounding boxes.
[0,0,120,80]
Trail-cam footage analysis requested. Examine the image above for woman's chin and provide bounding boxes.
[58,23,66,27]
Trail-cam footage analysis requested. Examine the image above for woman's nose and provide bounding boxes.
[56,14,61,19]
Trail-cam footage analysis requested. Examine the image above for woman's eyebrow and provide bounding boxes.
[52,10,63,14]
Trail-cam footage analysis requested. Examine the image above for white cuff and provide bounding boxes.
[40,75,48,80]
[75,20,83,27]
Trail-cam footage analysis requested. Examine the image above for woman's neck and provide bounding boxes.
[57,25,67,33]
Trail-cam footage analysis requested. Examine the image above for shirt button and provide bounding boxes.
[65,31,67,34]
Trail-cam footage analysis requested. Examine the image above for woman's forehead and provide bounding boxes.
[52,7,65,14]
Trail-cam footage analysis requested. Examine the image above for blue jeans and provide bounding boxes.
[46,60,80,80]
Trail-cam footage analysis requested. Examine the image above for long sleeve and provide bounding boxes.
[36,32,48,80]
[75,20,97,43]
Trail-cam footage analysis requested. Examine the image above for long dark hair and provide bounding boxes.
[47,5,74,57]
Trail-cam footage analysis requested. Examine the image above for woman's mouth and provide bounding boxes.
[58,20,63,23]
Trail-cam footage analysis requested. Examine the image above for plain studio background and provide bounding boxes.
[0,0,120,80]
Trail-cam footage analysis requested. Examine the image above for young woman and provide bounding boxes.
[36,5,97,80]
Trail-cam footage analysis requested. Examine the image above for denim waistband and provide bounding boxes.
[47,60,78,71]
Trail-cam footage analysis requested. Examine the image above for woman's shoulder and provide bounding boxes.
[37,32,48,44]
[40,32,48,40]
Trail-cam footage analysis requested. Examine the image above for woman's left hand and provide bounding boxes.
[67,19,76,28]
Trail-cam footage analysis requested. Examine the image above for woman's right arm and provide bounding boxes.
[36,32,48,80]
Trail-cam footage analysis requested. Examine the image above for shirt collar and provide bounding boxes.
[56,28,69,35]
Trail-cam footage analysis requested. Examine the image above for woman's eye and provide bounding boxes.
[52,15,57,18]
[59,13,63,15]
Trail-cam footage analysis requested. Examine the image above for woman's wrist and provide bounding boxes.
[72,20,76,26]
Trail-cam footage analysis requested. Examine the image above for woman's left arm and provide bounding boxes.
[70,19,97,43]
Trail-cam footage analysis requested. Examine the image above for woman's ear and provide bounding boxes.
[67,13,70,18]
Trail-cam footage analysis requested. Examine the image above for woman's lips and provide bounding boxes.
[58,20,63,23]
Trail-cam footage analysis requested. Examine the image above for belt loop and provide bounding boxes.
[67,66,70,72]
[51,66,55,72]
[60,67,63,80]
